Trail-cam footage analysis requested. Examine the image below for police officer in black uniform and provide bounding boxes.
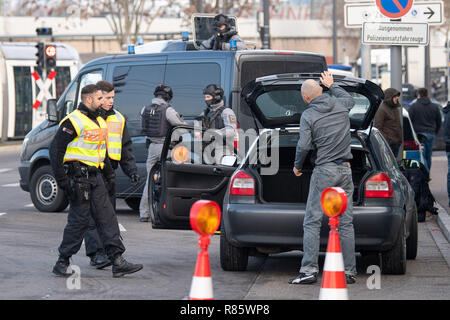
[200,14,246,51]
[139,84,185,222]
[198,84,237,164]
[83,80,140,269]
[50,84,143,278]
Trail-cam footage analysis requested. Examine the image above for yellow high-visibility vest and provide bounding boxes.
[105,110,125,161]
[60,109,108,169]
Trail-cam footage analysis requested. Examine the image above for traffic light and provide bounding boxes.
[35,42,45,68]
[45,44,56,69]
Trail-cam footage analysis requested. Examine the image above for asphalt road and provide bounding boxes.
[0,146,449,300]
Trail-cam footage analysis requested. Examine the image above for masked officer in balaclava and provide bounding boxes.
[200,14,247,51]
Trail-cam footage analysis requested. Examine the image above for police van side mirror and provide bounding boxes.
[47,99,58,122]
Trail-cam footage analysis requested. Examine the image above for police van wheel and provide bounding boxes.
[124,198,140,211]
[30,165,69,212]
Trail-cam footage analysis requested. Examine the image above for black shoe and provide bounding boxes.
[139,217,149,222]
[288,272,317,284]
[52,256,72,277]
[346,274,356,284]
[90,251,112,269]
[112,255,143,278]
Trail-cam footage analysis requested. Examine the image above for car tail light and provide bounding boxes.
[365,173,393,198]
[403,140,420,150]
[230,171,255,196]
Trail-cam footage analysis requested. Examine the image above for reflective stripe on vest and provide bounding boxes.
[60,109,108,169]
[106,110,125,161]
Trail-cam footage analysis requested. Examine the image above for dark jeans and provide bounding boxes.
[58,173,125,259]
[417,132,435,171]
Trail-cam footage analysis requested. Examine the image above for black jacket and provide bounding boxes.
[50,103,114,185]
[444,102,450,152]
[408,97,442,134]
[100,108,137,178]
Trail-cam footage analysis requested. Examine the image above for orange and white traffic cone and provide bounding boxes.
[189,235,213,300]
[319,216,348,300]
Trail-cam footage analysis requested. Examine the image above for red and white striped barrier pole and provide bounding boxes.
[319,187,349,300]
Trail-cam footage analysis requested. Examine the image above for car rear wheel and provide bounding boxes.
[220,222,249,271]
[30,165,68,212]
[406,206,418,260]
[381,217,407,275]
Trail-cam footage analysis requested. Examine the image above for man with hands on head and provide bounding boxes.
[290,71,357,285]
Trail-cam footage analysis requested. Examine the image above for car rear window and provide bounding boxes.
[251,87,371,127]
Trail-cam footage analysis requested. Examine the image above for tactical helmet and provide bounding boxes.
[154,84,173,102]
[203,84,224,105]
[213,14,230,32]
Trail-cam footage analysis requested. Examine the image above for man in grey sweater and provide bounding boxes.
[289,71,357,285]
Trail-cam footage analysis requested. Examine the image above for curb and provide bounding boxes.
[435,201,450,244]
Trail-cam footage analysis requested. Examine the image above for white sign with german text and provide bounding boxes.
[345,1,444,28]
[362,22,429,46]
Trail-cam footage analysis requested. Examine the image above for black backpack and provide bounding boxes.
[402,160,438,222]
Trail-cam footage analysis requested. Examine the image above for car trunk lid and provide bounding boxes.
[241,73,384,130]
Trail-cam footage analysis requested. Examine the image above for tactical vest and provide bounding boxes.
[204,106,226,130]
[142,103,170,138]
[105,110,125,161]
[61,109,108,169]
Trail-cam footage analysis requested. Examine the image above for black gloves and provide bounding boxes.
[130,174,140,184]
[213,34,223,50]
[57,176,72,200]
[104,174,115,194]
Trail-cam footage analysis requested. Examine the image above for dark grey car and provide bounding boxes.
[219,74,418,275]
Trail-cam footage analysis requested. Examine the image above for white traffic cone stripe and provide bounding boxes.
[319,288,349,300]
[323,252,345,272]
[189,276,213,299]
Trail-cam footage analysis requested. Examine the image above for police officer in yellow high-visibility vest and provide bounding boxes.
[96,80,139,206]
[82,81,140,269]
[50,84,143,278]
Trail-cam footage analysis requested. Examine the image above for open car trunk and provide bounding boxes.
[258,137,373,204]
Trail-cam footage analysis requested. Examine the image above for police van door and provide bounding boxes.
[5,60,76,138]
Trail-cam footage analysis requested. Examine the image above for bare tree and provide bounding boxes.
[20,0,183,46]
[183,0,257,18]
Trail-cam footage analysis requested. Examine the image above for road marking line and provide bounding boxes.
[119,223,127,232]
[0,169,12,174]
[0,213,7,217]
[2,183,20,187]
[25,204,34,207]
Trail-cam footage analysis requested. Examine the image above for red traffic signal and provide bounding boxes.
[45,45,56,68]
